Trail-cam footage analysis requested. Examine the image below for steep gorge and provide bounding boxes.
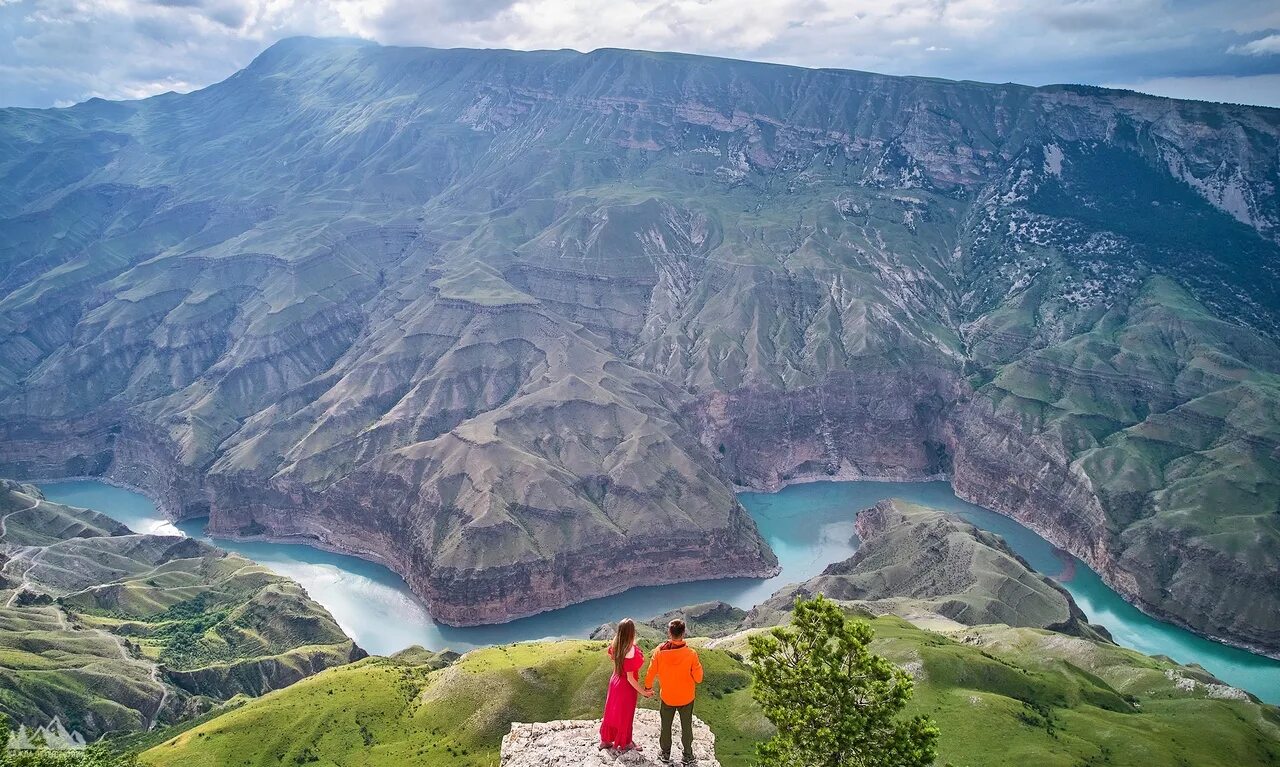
[0,38,1277,651]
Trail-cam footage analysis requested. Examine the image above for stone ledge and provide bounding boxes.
[500,709,721,766]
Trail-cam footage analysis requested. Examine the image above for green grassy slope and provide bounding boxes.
[142,617,1280,767]
[0,482,361,737]
[0,603,170,737]
[139,640,765,767]
[966,277,1280,646]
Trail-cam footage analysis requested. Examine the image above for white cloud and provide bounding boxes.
[1230,33,1280,55]
[0,0,1278,107]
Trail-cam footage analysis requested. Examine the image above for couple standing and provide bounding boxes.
[600,617,703,764]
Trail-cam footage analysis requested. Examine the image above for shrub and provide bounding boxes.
[748,595,939,767]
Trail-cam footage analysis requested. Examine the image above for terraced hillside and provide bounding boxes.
[139,621,1280,767]
[0,481,362,737]
[0,38,1278,653]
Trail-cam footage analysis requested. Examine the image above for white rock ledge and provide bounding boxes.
[500,709,721,766]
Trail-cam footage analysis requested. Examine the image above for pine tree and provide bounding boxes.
[748,595,939,767]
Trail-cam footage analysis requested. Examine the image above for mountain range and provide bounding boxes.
[0,37,1278,655]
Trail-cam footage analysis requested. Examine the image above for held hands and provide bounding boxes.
[642,687,654,698]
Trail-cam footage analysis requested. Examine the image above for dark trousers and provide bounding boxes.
[659,700,695,760]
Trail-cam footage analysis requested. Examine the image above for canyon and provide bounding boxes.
[1,37,1278,656]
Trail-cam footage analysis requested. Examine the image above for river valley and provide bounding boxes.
[38,478,1280,704]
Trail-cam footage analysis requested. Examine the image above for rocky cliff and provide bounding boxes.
[0,38,1277,650]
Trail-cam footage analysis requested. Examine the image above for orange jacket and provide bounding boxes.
[644,640,703,706]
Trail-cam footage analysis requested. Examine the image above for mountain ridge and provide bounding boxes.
[221,36,1280,116]
[0,37,1277,654]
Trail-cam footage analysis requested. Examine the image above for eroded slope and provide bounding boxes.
[0,481,361,737]
[0,39,1277,649]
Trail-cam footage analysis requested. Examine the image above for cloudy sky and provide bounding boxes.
[3,0,1280,108]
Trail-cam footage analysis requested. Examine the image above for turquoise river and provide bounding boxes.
[38,478,1280,704]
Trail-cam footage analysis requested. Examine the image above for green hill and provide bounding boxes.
[0,481,362,738]
[745,499,1108,641]
[141,615,1280,767]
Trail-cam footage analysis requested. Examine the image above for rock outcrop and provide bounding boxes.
[501,711,720,767]
[745,499,1107,641]
[592,601,748,643]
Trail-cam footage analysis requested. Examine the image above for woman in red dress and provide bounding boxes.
[599,618,651,751]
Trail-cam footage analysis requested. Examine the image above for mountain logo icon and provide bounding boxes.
[6,718,88,751]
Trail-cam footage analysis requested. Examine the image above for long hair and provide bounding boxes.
[610,618,636,677]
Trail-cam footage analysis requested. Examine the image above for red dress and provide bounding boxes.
[600,645,645,748]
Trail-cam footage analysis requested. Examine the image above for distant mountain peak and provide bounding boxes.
[244,35,378,71]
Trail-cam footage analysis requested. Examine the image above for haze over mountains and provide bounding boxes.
[1,37,1278,657]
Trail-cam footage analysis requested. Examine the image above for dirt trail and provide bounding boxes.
[0,491,40,540]
[2,490,172,728]
[96,620,170,729]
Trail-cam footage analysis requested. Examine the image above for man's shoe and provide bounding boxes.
[682,755,696,765]
[658,753,672,764]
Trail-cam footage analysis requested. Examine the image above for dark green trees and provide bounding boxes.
[749,595,939,767]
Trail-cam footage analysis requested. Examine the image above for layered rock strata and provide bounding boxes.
[0,38,1277,650]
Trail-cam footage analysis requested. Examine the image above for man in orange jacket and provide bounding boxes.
[644,618,704,764]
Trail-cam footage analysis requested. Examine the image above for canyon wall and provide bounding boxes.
[1,38,1277,651]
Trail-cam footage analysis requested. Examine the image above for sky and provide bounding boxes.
[2,0,1280,109]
